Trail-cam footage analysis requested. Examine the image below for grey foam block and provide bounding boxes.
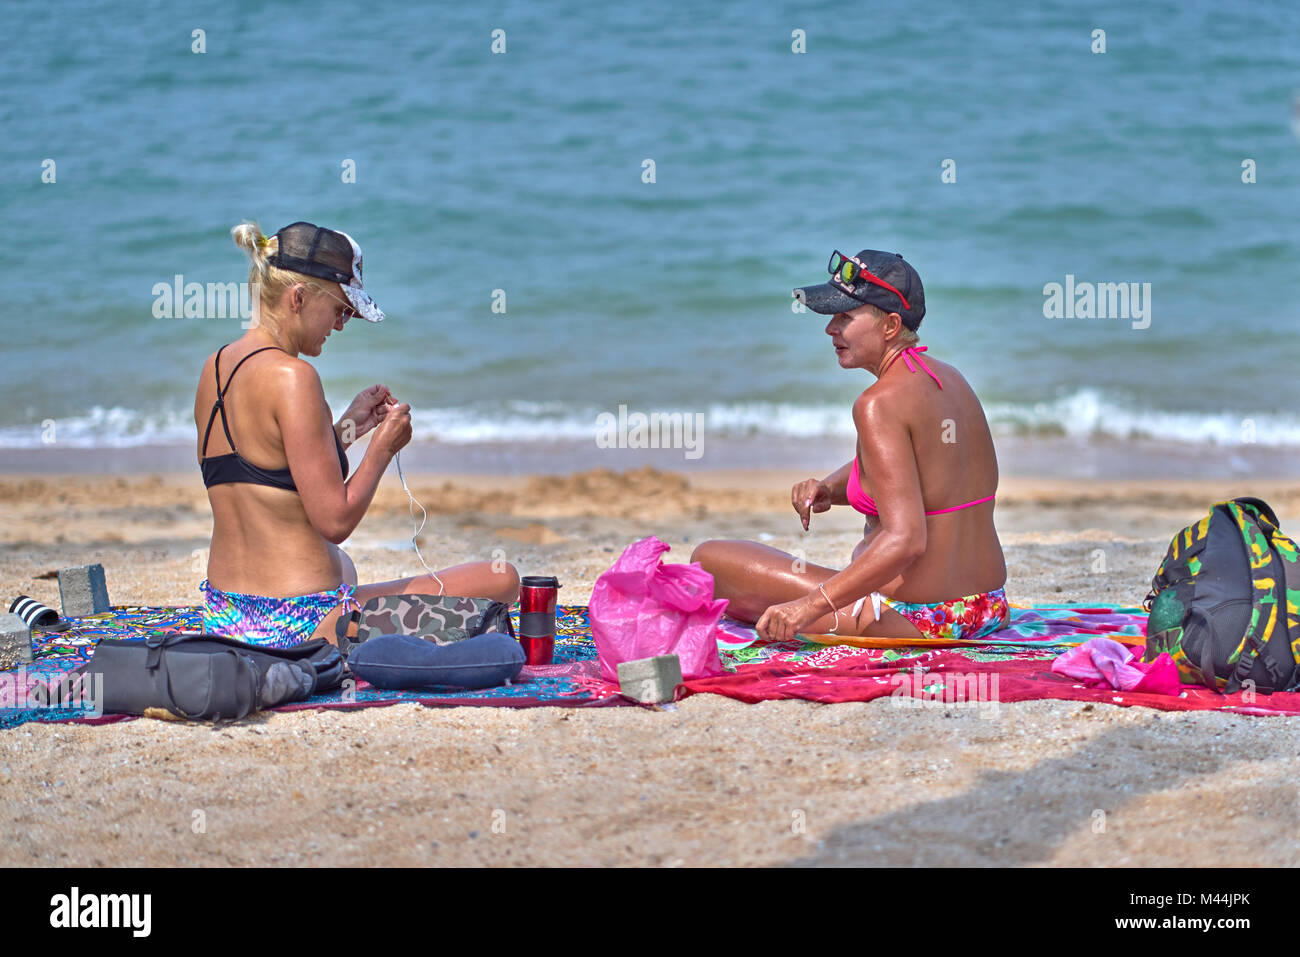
[0,612,33,671]
[58,563,111,617]
[617,654,683,704]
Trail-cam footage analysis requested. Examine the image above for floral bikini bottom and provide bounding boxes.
[199,579,363,649]
[868,587,1011,641]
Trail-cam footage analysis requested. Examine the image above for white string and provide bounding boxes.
[394,450,445,595]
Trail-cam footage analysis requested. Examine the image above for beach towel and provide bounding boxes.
[684,606,1300,717]
[3,603,1299,730]
[0,604,624,730]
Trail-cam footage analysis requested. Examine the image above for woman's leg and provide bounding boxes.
[691,539,920,639]
[309,558,521,644]
[331,543,358,587]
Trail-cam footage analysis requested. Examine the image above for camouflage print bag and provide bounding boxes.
[335,594,515,658]
[1144,497,1300,694]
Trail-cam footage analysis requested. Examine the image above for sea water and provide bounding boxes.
[1,0,1297,473]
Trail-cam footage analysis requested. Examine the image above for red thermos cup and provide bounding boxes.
[518,575,559,665]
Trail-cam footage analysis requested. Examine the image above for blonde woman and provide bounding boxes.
[194,221,519,648]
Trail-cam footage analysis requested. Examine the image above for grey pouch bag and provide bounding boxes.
[335,594,515,658]
[58,632,344,721]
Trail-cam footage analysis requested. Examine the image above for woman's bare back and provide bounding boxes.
[854,354,1005,601]
[194,342,344,596]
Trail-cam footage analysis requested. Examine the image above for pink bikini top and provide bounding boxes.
[845,346,996,518]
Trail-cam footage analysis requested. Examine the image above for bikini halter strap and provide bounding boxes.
[880,345,943,390]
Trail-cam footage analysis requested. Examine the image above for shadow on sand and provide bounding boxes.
[782,711,1290,866]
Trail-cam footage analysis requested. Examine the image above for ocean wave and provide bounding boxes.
[983,390,1300,446]
[3,391,1298,450]
[0,406,197,449]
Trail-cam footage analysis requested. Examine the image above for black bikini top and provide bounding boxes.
[199,344,349,491]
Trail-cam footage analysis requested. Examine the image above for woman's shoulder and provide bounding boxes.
[851,354,977,421]
[267,357,331,415]
[926,354,970,389]
[211,341,315,375]
[198,343,321,403]
[851,383,895,431]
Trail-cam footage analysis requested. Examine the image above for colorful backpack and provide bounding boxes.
[1143,497,1300,694]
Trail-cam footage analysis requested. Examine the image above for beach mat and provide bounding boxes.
[0,604,625,730]
[692,605,1300,717]
[3,603,1298,728]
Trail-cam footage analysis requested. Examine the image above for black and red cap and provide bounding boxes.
[795,249,926,329]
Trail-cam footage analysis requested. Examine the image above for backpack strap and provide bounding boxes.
[1220,501,1288,694]
[1188,608,1224,693]
[1231,496,1279,528]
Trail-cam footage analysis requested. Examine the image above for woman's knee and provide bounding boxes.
[460,559,520,603]
[401,559,519,603]
[493,561,521,602]
[690,539,726,569]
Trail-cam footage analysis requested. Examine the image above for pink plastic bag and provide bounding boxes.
[589,536,729,682]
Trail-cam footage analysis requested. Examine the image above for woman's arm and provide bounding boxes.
[818,395,926,605]
[277,362,408,544]
[760,396,925,639]
[819,460,852,506]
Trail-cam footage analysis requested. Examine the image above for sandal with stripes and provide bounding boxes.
[8,596,71,633]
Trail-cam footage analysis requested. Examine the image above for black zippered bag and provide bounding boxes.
[55,632,345,721]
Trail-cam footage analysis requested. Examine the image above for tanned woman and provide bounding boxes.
[693,249,1008,643]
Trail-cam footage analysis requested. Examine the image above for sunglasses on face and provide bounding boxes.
[827,251,912,311]
[322,288,358,320]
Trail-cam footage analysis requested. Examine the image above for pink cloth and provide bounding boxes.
[1051,637,1181,696]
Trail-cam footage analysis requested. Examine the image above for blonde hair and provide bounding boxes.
[231,222,328,312]
[864,302,920,346]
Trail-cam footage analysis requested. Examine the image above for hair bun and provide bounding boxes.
[231,222,268,259]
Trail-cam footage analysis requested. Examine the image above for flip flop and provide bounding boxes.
[8,596,71,633]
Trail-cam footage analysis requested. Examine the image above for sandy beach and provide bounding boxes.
[6,0,1300,879]
[1,466,1297,867]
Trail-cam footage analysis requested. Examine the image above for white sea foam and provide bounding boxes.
[982,389,1300,446]
[399,392,1300,448]
[1,391,1297,450]
[0,406,197,449]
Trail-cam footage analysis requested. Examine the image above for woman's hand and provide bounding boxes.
[755,594,822,642]
[791,478,833,531]
[337,384,395,442]
[371,401,412,456]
